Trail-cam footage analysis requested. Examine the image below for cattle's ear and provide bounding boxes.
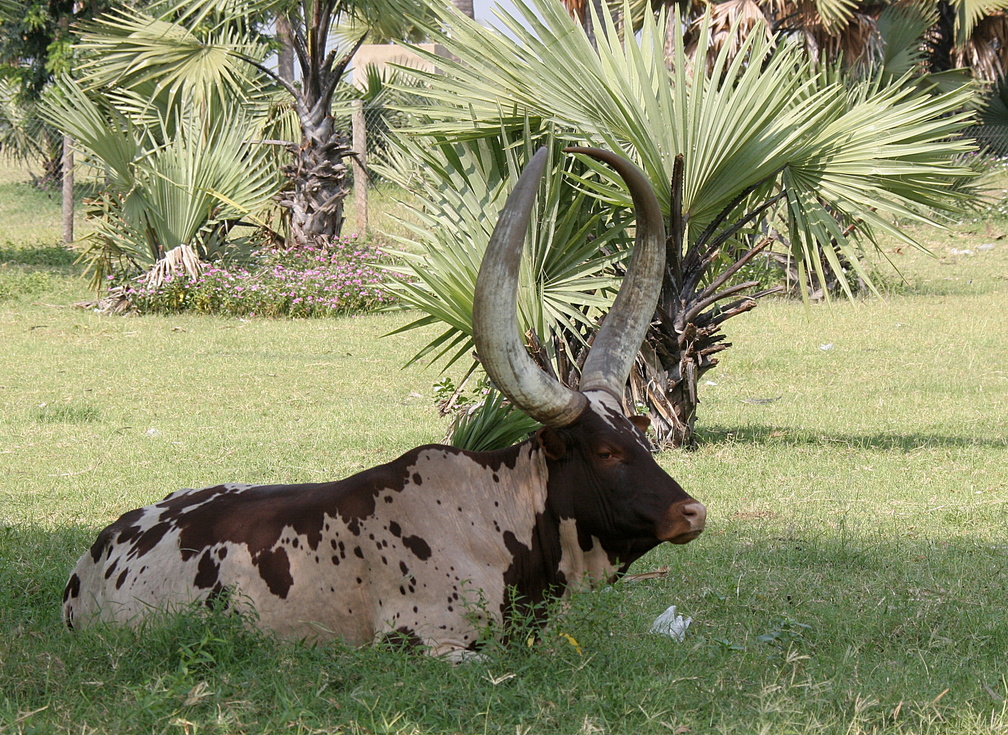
[536,427,568,460]
[629,415,651,434]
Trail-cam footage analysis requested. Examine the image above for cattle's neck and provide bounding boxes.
[538,390,664,575]
[491,392,663,623]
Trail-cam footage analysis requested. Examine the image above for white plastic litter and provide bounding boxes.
[650,605,692,642]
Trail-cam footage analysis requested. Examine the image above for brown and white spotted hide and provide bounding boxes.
[63,391,704,657]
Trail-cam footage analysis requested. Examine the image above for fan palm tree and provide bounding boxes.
[73,0,427,249]
[40,75,280,289]
[393,0,976,447]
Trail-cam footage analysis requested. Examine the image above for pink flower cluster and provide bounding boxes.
[128,237,397,318]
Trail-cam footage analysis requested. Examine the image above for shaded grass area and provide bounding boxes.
[1,230,1007,733]
[0,241,86,305]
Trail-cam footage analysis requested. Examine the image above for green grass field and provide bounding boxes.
[1,210,1006,733]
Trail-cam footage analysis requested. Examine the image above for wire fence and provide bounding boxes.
[1,118,1006,250]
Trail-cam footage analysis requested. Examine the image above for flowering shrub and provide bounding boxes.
[128,237,397,317]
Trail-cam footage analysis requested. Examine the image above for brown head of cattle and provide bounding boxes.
[63,147,705,659]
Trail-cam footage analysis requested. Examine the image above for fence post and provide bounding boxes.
[62,135,74,245]
[351,99,368,237]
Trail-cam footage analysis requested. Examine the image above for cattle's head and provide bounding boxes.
[472,146,706,548]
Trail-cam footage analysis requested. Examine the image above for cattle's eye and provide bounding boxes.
[596,448,619,462]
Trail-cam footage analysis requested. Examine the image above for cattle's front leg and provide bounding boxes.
[428,644,489,664]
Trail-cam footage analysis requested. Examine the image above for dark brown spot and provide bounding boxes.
[402,535,431,561]
[194,549,220,589]
[115,569,129,590]
[500,522,566,628]
[254,547,293,598]
[104,558,119,580]
[412,473,422,485]
[204,584,227,610]
[63,573,80,602]
[125,522,172,560]
[383,626,424,650]
[354,546,364,559]
[88,524,117,563]
[388,521,401,537]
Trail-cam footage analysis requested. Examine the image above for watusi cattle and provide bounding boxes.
[62,146,706,658]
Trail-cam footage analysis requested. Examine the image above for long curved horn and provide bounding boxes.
[570,147,665,398]
[473,147,587,428]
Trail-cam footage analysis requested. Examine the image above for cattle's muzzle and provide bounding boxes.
[657,499,707,544]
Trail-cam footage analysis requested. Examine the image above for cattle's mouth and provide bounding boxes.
[664,528,704,545]
[657,499,706,544]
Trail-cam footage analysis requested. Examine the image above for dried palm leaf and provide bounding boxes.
[144,244,205,290]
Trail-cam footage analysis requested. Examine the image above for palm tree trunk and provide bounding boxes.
[276,15,295,84]
[927,0,957,73]
[273,4,362,248]
[280,107,351,248]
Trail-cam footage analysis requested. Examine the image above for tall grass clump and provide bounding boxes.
[128,236,398,318]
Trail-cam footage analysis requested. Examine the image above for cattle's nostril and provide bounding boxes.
[659,499,707,543]
[681,500,707,529]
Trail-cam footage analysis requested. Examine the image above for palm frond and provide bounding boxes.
[815,0,860,33]
[40,76,141,186]
[379,128,627,375]
[955,0,1008,46]
[75,4,270,106]
[871,3,939,82]
[448,388,541,452]
[408,0,977,299]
